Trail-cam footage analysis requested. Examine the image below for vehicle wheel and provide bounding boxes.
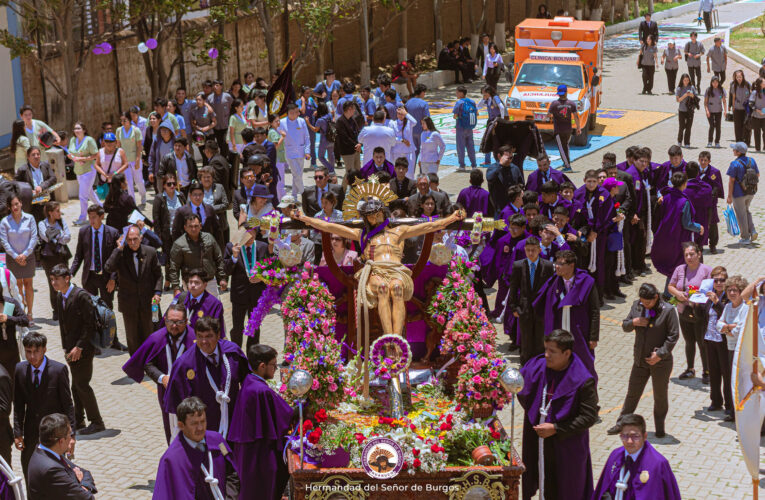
[573,126,589,147]
[588,112,596,130]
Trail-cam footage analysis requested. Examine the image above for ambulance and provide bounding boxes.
[506,17,605,146]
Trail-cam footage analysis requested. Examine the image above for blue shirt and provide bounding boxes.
[406,97,430,135]
[0,212,38,259]
[29,165,44,187]
[681,201,702,233]
[189,202,207,225]
[313,80,341,98]
[726,155,759,198]
[362,98,377,123]
[179,98,195,134]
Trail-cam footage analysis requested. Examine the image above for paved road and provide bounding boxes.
[12,2,765,498]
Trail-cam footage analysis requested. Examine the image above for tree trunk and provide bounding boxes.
[360,0,371,85]
[633,0,639,18]
[495,0,506,52]
[609,0,614,23]
[398,9,408,62]
[525,0,533,18]
[434,0,443,56]
[256,2,277,75]
[648,0,654,15]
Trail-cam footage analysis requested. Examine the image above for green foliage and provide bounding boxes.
[0,30,33,59]
[442,425,492,466]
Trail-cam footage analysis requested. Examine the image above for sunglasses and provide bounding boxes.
[331,237,343,242]
[165,182,176,187]
[714,278,727,283]
[314,176,325,180]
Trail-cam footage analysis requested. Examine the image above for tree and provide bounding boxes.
[495,0,506,52]
[467,0,488,50]
[0,0,111,130]
[253,0,280,76]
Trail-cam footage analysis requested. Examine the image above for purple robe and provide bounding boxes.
[518,354,595,500]
[699,164,724,224]
[572,185,615,289]
[654,160,687,189]
[650,187,695,277]
[154,430,237,500]
[228,374,295,500]
[457,185,491,217]
[615,160,632,172]
[592,442,681,500]
[534,269,598,379]
[122,326,197,443]
[683,178,714,246]
[525,168,573,194]
[0,474,15,500]
[625,165,650,216]
[163,340,248,434]
[360,159,395,179]
[161,291,226,338]
[538,196,574,220]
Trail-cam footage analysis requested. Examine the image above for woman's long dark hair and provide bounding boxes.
[679,73,692,88]
[730,70,750,93]
[104,173,127,210]
[417,194,438,218]
[10,120,25,154]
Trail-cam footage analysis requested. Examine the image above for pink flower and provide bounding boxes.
[328,383,338,392]
[489,370,498,378]
[299,289,308,298]
[472,375,483,384]
[473,392,483,400]
[311,379,320,390]
[457,345,466,353]
[437,315,446,325]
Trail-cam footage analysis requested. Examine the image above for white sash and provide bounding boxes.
[200,449,225,500]
[165,342,186,440]
[206,354,232,438]
[538,384,554,500]
[615,463,631,500]
[587,238,597,273]
[645,179,654,249]
[562,305,571,332]
[616,219,626,277]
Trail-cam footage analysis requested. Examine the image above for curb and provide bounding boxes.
[604,0,738,35]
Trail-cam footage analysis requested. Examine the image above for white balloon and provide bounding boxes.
[137,42,148,54]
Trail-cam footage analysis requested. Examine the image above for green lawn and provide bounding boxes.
[729,15,765,65]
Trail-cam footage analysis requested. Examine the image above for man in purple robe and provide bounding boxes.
[164,317,248,439]
[573,170,615,299]
[229,344,295,500]
[626,149,653,276]
[534,250,600,379]
[457,169,493,217]
[698,150,724,253]
[518,329,599,500]
[683,161,714,251]
[122,304,196,443]
[538,180,574,220]
[654,145,686,189]
[611,147,637,172]
[359,147,395,179]
[525,155,572,193]
[162,268,226,338]
[510,216,571,265]
[154,397,240,500]
[593,414,681,500]
[650,172,703,279]
[485,213,527,320]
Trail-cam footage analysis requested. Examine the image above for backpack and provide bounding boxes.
[89,293,117,348]
[457,98,478,129]
[737,157,759,195]
[325,119,338,143]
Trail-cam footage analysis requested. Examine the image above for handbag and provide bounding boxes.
[95,151,116,201]
[723,204,740,236]
[678,265,700,323]
[725,112,734,122]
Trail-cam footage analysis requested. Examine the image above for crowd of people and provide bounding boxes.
[0,16,763,497]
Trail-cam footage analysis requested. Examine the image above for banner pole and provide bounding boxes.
[753,477,758,500]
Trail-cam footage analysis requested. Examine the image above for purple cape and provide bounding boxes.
[0,474,14,500]
[519,354,595,500]
[163,340,247,433]
[683,178,713,246]
[650,187,694,277]
[572,185,615,288]
[539,196,573,220]
[498,202,523,227]
[122,326,197,443]
[229,374,295,500]
[153,431,236,500]
[360,159,395,179]
[457,185,491,217]
[534,269,598,379]
[625,165,650,215]
[160,291,226,339]
[592,442,681,500]
[654,160,687,189]
[484,231,528,287]
[700,164,724,224]
[615,160,631,172]
[525,168,573,194]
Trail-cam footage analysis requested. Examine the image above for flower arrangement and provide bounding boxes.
[454,345,510,416]
[251,256,295,287]
[669,284,699,306]
[370,334,412,380]
[427,258,482,329]
[282,263,337,354]
[439,306,496,360]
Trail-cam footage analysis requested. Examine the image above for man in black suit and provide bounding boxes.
[224,231,271,349]
[389,158,417,201]
[232,163,258,221]
[508,236,555,365]
[198,166,230,243]
[27,413,96,499]
[14,332,76,476]
[14,146,58,221]
[104,226,163,355]
[407,174,450,215]
[157,137,197,196]
[69,204,127,351]
[171,181,224,251]
[638,13,659,44]
[203,139,232,201]
[301,165,344,216]
[487,145,524,218]
[50,265,105,436]
[0,364,11,465]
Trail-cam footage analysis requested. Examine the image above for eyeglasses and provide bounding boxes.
[167,320,185,326]
[714,278,727,283]
[331,237,343,242]
[165,182,176,187]
[619,433,642,442]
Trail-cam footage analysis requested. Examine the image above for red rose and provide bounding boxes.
[413,458,422,468]
[439,422,453,431]
[446,414,454,424]
[412,448,420,456]
[614,202,620,209]
[379,417,394,426]
[430,444,445,453]
[455,404,462,411]
[302,420,314,432]
[354,432,366,444]
[307,428,322,444]
[410,424,416,431]
[490,429,501,440]
[314,409,328,423]
[402,461,408,470]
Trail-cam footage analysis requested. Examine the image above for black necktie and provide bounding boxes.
[93,229,101,273]
[196,205,202,220]
[33,368,40,388]
[625,455,635,471]
[209,353,218,367]
[245,245,253,264]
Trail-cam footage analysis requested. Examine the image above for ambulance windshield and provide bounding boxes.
[514,63,583,89]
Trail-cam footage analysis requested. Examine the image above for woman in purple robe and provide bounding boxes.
[697,151,723,252]
[518,330,599,500]
[592,414,681,500]
[573,170,615,295]
[654,145,686,188]
[229,345,295,500]
[650,171,703,278]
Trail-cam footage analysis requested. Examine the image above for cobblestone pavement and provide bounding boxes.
[14,2,765,498]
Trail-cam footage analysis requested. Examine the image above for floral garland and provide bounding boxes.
[370,334,412,380]
[244,285,284,335]
[251,256,295,287]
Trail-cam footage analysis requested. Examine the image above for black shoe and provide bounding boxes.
[707,405,723,411]
[678,368,695,380]
[724,413,735,422]
[604,293,616,300]
[701,372,710,385]
[614,290,627,298]
[111,341,129,352]
[710,247,717,254]
[654,430,666,438]
[606,424,620,435]
[94,347,102,356]
[79,422,105,435]
[75,421,87,431]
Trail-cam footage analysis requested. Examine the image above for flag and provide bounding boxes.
[732,299,765,481]
[267,56,296,117]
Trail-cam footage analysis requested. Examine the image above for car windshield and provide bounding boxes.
[514,63,583,88]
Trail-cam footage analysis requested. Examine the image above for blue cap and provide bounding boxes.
[103,132,117,142]
[556,84,567,96]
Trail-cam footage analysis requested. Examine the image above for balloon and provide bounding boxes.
[101,42,113,55]
[137,42,148,54]
[207,48,219,59]
[92,46,104,55]
[146,38,158,50]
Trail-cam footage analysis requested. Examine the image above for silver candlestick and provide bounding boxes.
[499,367,524,458]
[288,369,313,469]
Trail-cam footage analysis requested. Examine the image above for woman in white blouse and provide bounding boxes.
[716,275,749,362]
[0,196,38,324]
[483,42,503,90]
[418,117,446,175]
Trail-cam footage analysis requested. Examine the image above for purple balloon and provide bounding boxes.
[146,38,158,50]
[208,48,219,59]
[92,46,104,55]
[101,42,113,54]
